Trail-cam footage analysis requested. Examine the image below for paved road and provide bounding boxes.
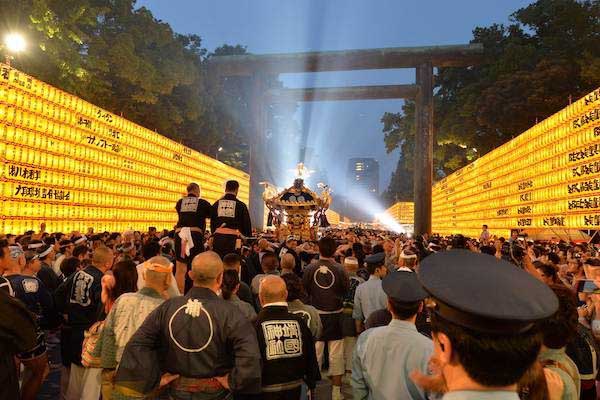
[37,330,61,400]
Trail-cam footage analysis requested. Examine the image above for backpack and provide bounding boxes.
[81,320,104,368]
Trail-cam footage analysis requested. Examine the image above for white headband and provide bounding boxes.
[159,237,174,247]
[28,242,44,249]
[38,247,52,258]
[344,258,359,266]
[400,251,417,259]
[9,245,24,259]
[74,236,87,245]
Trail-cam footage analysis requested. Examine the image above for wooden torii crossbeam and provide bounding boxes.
[209,44,482,74]
[266,85,418,102]
[209,44,483,235]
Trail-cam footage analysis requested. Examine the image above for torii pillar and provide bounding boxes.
[248,72,269,230]
[414,62,434,236]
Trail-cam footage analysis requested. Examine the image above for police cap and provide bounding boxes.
[418,250,558,334]
[382,271,428,302]
[365,252,385,266]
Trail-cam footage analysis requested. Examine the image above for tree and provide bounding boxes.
[0,0,109,91]
[0,0,252,170]
[383,0,600,202]
[205,44,252,170]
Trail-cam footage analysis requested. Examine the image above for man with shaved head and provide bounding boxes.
[114,251,262,399]
[255,275,320,399]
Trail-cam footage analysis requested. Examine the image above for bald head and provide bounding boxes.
[258,239,269,251]
[281,253,295,271]
[92,246,113,271]
[145,256,172,287]
[259,275,288,306]
[190,251,223,286]
[147,255,171,266]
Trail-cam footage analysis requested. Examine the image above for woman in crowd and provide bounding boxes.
[538,284,580,400]
[221,269,257,322]
[535,262,564,287]
[101,260,139,315]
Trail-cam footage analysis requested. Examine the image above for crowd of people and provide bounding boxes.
[1,180,600,400]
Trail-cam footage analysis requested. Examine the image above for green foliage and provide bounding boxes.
[0,0,250,170]
[382,0,600,204]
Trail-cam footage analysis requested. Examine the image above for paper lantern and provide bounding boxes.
[0,64,249,233]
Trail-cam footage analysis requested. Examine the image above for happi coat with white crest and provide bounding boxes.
[113,287,262,397]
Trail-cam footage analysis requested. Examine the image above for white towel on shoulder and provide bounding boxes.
[178,227,194,258]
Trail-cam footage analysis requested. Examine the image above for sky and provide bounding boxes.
[136,0,533,194]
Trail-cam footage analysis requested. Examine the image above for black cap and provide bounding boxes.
[382,271,428,302]
[365,252,385,265]
[418,250,558,334]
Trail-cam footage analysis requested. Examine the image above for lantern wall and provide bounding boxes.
[0,65,249,233]
[430,88,600,237]
[385,202,415,225]
[325,209,341,226]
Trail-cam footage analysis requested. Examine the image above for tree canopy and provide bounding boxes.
[0,0,250,169]
[382,0,600,205]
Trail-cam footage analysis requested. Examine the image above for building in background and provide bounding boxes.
[347,158,380,195]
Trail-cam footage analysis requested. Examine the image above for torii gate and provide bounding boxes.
[209,44,483,235]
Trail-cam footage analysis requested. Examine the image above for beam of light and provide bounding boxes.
[4,33,26,53]
[344,189,406,233]
[374,212,406,234]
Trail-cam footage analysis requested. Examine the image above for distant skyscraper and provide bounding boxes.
[347,158,379,195]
